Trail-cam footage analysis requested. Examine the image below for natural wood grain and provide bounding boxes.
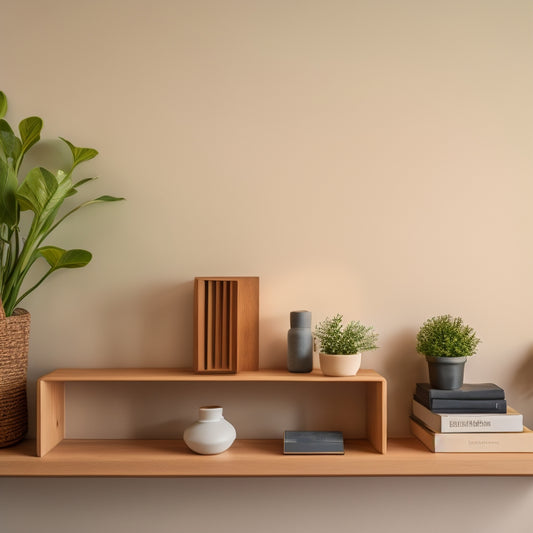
[36,368,387,457]
[229,281,237,370]
[36,380,64,457]
[193,277,258,373]
[367,380,387,454]
[214,281,221,369]
[193,278,206,372]
[38,368,385,382]
[11,367,533,477]
[3,438,533,477]
[221,281,228,369]
[206,280,214,371]
[235,277,259,371]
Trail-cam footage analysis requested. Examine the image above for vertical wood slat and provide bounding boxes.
[229,281,238,371]
[221,281,228,370]
[206,281,213,371]
[229,280,237,370]
[211,281,216,369]
[215,281,221,370]
[202,281,207,371]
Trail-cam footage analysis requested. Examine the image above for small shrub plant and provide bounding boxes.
[416,314,480,358]
[314,314,379,355]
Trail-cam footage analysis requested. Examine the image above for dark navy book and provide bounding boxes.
[416,383,505,402]
[283,431,344,454]
[414,394,507,413]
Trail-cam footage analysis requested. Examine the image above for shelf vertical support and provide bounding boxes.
[37,378,65,457]
[366,379,387,454]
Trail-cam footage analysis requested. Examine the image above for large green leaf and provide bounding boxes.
[16,167,58,213]
[38,170,75,234]
[0,119,22,163]
[3,168,61,300]
[19,116,42,156]
[60,137,98,168]
[13,168,75,280]
[0,92,6,119]
[0,158,18,228]
[39,246,92,270]
[17,168,74,228]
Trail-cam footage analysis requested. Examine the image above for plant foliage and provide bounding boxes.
[314,314,379,355]
[0,91,124,316]
[416,314,480,358]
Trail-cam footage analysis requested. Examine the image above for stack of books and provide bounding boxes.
[410,382,533,452]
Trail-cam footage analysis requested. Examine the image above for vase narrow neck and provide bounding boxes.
[199,406,223,421]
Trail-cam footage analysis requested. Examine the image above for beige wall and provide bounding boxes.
[2,1,533,531]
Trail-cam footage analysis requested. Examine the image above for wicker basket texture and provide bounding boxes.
[0,300,30,447]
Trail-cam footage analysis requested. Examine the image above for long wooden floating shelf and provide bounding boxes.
[0,367,530,477]
[2,438,533,477]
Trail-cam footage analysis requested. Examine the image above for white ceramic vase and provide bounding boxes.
[319,352,361,376]
[183,406,236,455]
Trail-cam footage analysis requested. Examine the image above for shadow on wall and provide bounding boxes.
[511,346,533,399]
[21,138,72,178]
[99,280,195,367]
[380,329,426,437]
[260,313,288,369]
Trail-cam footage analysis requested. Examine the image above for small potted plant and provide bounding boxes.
[416,314,480,390]
[314,314,379,376]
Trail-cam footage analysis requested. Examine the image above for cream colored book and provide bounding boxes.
[412,400,523,433]
[410,417,533,453]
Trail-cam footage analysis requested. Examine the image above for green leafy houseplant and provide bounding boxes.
[416,315,480,358]
[314,314,379,355]
[0,91,123,316]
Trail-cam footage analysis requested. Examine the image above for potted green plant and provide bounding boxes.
[0,90,123,446]
[314,314,379,376]
[416,314,480,390]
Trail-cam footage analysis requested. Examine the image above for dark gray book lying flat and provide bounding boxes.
[414,395,507,413]
[416,383,505,402]
[283,431,344,454]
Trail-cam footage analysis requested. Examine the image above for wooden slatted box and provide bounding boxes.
[194,277,259,373]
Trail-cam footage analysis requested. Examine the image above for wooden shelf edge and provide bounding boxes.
[37,368,386,383]
[2,438,533,477]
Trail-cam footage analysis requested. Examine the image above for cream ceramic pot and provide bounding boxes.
[319,352,361,376]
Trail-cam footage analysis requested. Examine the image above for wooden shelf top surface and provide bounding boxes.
[2,438,533,477]
[38,368,386,383]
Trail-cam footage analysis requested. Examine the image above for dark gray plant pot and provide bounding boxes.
[426,355,467,390]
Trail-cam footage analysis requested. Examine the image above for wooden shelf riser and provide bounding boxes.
[367,380,387,454]
[35,368,387,457]
[36,380,65,457]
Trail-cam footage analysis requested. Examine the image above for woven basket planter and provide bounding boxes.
[0,300,31,447]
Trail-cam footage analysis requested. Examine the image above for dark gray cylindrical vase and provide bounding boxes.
[426,355,467,390]
[287,310,313,373]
